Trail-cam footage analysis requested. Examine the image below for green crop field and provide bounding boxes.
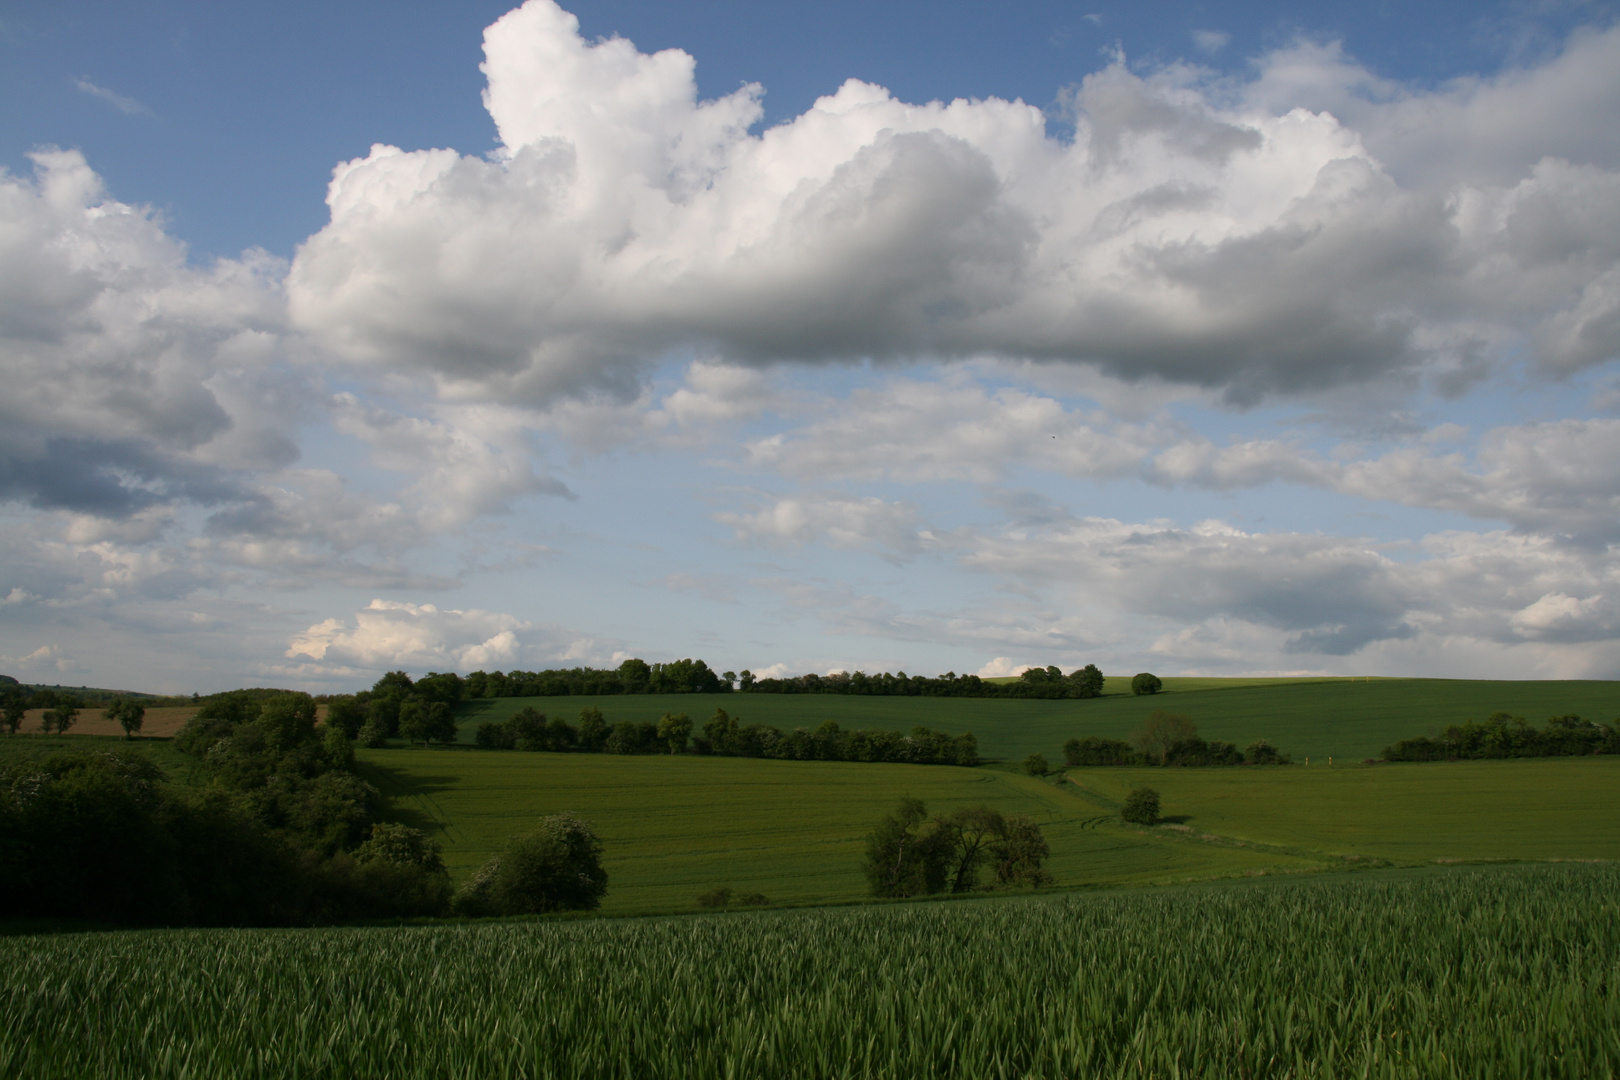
[5,863,1616,1079]
[357,750,1319,915]
[357,745,1620,916]
[457,677,1620,762]
[1068,756,1620,863]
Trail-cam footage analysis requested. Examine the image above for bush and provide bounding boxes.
[696,886,733,908]
[1130,672,1163,696]
[1023,753,1050,776]
[456,812,608,916]
[1121,787,1161,825]
[864,799,1051,898]
[1244,740,1286,765]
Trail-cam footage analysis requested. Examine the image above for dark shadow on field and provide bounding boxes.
[1158,815,1193,825]
[453,700,501,720]
[355,760,462,835]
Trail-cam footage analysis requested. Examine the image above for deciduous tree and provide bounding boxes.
[863,797,948,898]
[106,698,145,739]
[1132,711,1198,764]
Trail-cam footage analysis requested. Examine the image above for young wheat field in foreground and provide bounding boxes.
[4,863,1615,1079]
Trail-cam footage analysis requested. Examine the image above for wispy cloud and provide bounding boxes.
[75,77,151,116]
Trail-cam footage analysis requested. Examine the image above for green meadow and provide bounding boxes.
[454,675,1620,763]
[1068,756,1620,863]
[356,743,1620,916]
[357,750,1317,915]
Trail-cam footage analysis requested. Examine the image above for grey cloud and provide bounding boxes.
[0,438,245,517]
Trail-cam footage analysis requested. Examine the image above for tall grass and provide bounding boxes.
[4,864,1617,1078]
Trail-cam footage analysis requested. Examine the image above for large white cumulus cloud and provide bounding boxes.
[288,0,1620,406]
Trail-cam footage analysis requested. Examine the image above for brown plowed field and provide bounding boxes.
[20,704,332,738]
[22,706,198,738]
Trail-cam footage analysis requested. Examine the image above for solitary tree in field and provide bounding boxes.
[1023,753,1050,776]
[1130,672,1162,696]
[106,697,145,739]
[1122,787,1161,825]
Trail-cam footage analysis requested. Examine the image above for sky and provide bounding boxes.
[3,0,1620,693]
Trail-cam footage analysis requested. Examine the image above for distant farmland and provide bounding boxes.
[358,745,1620,915]
[356,750,1316,915]
[454,676,1620,762]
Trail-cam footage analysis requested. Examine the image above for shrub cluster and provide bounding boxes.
[1121,787,1161,825]
[1382,712,1620,761]
[864,798,1052,898]
[452,813,608,917]
[695,887,769,909]
[477,707,980,767]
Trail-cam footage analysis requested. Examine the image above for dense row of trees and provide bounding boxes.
[458,659,729,699]
[743,664,1108,700]
[863,798,1052,897]
[1063,713,1290,767]
[476,707,981,766]
[315,660,1126,703]
[1382,713,1620,761]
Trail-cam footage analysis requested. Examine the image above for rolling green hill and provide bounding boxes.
[1068,756,1620,863]
[356,749,1322,914]
[356,743,1620,916]
[454,677,1620,762]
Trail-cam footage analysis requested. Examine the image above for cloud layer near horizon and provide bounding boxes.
[4,0,1620,688]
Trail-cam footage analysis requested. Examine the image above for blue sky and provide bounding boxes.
[4,0,1620,692]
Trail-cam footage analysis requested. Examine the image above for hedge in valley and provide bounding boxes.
[1062,714,1290,768]
[1382,712,1620,761]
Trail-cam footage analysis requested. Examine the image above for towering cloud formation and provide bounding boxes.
[290,0,1620,407]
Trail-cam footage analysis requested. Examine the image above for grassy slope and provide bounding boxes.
[357,749,1316,915]
[454,676,1620,762]
[1069,757,1620,863]
[0,734,199,775]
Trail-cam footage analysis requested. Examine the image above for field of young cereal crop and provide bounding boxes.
[4,863,1615,1079]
